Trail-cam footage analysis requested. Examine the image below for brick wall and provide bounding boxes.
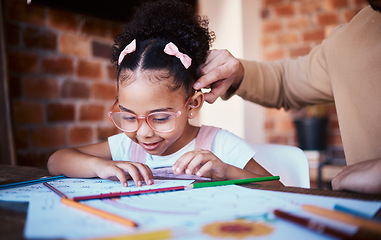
[260,0,368,149]
[4,0,122,166]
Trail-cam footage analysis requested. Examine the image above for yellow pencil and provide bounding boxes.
[302,204,381,234]
[61,196,138,228]
[90,229,173,240]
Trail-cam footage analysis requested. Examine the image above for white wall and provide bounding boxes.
[197,0,266,143]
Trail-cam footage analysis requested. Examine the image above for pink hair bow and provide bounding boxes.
[118,39,136,65]
[164,42,192,69]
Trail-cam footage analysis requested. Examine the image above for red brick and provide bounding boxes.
[316,12,338,26]
[22,76,59,99]
[290,46,312,58]
[12,100,44,124]
[302,29,325,42]
[299,0,321,14]
[80,104,105,121]
[16,151,51,167]
[77,60,103,79]
[91,83,116,100]
[274,4,295,17]
[8,75,22,98]
[110,24,124,40]
[354,0,368,6]
[265,121,275,130]
[47,103,75,122]
[262,21,282,33]
[5,0,45,26]
[277,119,295,132]
[59,34,90,57]
[69,126,93,145]
[14,128,29,149]
[47,8,78,32]
[7,50,39,73]
[97,126,120,141]
[266,134,289,145]
[342,9,359,22]
[5,22,20,46]
[61,81,90,99]
[107,64,118,80]
[92,41,112,59]
[263,0,284,7]
[22,26,57,51]
[261,35,275,48]
[30,126,66,148]
[324,0,349,11]
[82,19,111,39]
[277,32,299,44]
[42,57,74,75]
[287,17,309,30]
[329,118,340,130]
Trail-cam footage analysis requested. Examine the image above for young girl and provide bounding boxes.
[48,0,281,187]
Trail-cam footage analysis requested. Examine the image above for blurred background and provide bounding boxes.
[0,0,368,187]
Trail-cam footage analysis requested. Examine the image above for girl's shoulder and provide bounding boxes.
[108,133,133,161]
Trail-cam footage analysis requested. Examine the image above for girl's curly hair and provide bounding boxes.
[111,0,215,97]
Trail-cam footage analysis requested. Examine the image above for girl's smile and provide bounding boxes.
[118,70,198,156]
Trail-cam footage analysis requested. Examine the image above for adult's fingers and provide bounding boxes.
[194,50,232,90]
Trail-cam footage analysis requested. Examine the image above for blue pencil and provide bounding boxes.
[0,175,66,190]
[334,204,373,220]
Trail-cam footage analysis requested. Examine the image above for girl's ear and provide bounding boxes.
[188,91,204,119]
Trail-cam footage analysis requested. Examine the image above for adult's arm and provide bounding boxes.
[228,46,335,110]
[195,42,336,109]
[331,158,381,194]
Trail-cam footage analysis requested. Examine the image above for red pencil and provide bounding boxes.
[72,185,186,201]
[274,209,352,239]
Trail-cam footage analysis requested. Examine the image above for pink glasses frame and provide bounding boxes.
[108,95,193,133]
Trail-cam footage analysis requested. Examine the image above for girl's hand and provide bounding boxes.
[94,160,154,187]
[172,149,232,180]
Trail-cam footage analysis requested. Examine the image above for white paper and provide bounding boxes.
[0,178,194,201]
[23,182,381,239]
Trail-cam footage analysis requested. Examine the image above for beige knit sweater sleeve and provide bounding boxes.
[228,45,335,111]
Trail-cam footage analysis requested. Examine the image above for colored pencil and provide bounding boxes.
[88,229,173,240]
[188,176,280,189]
[303,204,381,234]
[274,209,352,239]
[43,182,138,228]
[72,176,280,201]
[0,175,66,190]
[43,182,68,198]
[61,197,138,227]
[334,204,373,220]
[73,185,186,201]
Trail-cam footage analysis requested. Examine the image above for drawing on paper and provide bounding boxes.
[202,220,274,239]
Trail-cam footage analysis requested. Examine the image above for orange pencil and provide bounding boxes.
[43,182,137,228]
[303,204,381,234]
[61,198,138,227]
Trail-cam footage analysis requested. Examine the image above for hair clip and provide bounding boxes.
[118,39,136,65]
[164,42,192,69]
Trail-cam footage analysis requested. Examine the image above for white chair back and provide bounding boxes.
[251,144,310,188]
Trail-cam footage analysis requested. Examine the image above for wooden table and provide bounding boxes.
[1,165,381,240]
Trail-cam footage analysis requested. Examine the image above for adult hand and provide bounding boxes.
[194,49,244,103]
[331,158,381,194]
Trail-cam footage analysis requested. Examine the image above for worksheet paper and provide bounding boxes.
[0,178,194,201]
[22,180,381,240]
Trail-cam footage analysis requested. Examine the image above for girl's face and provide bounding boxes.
[117,69,197,156]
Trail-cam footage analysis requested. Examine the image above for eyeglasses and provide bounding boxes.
[108,96,192,133]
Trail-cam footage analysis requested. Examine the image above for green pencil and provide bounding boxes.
[186,176,280,189]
